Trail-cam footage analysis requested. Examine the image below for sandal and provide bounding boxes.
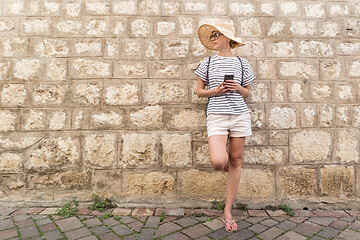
[222,219,237,232]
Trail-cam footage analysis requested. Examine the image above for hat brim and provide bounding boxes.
[198,24,245,50]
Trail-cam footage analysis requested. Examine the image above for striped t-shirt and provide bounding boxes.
[195,54,256,115]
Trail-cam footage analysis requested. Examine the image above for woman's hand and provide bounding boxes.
[214,82,229,96]
[224,80,251,98]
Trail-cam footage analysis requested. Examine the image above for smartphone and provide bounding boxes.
[224,75,234,82]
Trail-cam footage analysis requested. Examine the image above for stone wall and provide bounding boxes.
[0,0,360,209]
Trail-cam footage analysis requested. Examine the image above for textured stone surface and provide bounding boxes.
[280,167,316,197]
[320,165,354,196]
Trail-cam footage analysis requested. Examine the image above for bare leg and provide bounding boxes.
[223,137,246,231]
[208,135,228,171]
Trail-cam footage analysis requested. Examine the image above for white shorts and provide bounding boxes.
[206,113,252,138]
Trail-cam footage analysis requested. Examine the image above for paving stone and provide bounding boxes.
[174,217,198,227]
[155,208,185,216]
[0,228,18,240]
[228,229,255,240]
[249,223,269,233]
[0,208,18,216]
[186,209,223,217]
[102,218,120,226]
[248,210,268,217]
[293,222,323,237]
[289,217,307,223]
[19,226,40,239]
[113,208,132,216]
[132,208,155,217]
[38,208,58,215]
[0,218,15,230]
[144,216,161,228]
[347,210,360,218]
[31,215,48,221]
[39,222,57,232]
[273,216,291,222]
[123,235,137,240]
[293,210,315,217]
[313,210,350,218]
[77,208,92,215]
[267,210,287,217]
[163,232,190,240]
[245,217,267,224]
[56,216,84,232]
[26,236,42,240]
[276,231,307,240]
[65,227,92,240]
[91,225,110,235]
[128,220,144,231]
[340,217,356,222]
[17,218,35,228]
[12,208,45,215]
[13,214,31,221]
[232,209,249,217]
[79,236,98,240]
[137,228,156,240]
[153,222,182,238]
[191,216,209,222]
[83,218,103,227]
[207,227,232,239]
[276,220,297,231]
[337,229,360,240]
[203,218,223,230]
[258,226,284,240]
[317,226,340,239]
[260,218,279,227]
[99,232,122,240]
[120,216,136,224]
[43,229,64,240]
[112,224,133,236]
[330,219,349,230]
[349,221,360,231]
[308,236,326,240]
[236,220,252,230]
[34,217,53,226]
[308,217,335,226]
[182,223,211,238]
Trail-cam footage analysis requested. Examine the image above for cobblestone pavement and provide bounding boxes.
[1,207,360,240]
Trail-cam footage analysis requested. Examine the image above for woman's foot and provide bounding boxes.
[223,212,237,232]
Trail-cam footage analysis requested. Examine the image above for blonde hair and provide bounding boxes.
[230,40,237,49]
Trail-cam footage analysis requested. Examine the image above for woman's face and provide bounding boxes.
[210,31,230,50]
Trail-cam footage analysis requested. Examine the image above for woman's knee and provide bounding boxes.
[210,157,227,171]
[229,155,242,167]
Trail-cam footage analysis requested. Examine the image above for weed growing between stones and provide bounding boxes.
[99,212,114,221]
[211,199,225,211]
[236,202,248,211]
[88,194,116,212]
[55,199,79,218]
[280,204,295,216]
[160,211,165,222]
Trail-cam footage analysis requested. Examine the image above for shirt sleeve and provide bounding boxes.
[195,58,210,86]
[241,58,256,87]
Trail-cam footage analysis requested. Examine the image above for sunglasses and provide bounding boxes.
[209,32,223,41]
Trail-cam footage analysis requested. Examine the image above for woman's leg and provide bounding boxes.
[223,137,246,231]
[208,135,228,171]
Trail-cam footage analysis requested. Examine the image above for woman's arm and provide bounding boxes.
[224,80,251,98]
[196,77,229,98]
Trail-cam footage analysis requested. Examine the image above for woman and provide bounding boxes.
[195,22,255,232]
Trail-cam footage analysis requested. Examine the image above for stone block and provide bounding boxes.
[48,109,70,131]
[71,39,102,57]
[72,109,89,130]
[129,18,152,37]
[191,39,207,57]
[161,133,191,167]
[1,84,27,107]
[299,104,318,127]
[0,174,26,196]
[290,20,316,36]
[290,130,332,164]
[13,59,44,81]
[271,82,287,102]
[319,20,340,37]
[3,0,25,15]
[333,129,359,163]
[84,17,110,37]
[238,168,275,200]
[246,130,267,146]
[239,18,262,37]
[0,18,18,36]
[46,58,67,81]
[104,38,119,59]
[53,18,82,37]
[90,109,124,129]
[112,0,137,15]
[150,61,181,78]
[22,109,46,131]
[119,38,142,59]
[70,58,111,78]
[105,81,140,105]
[83,133,117,168]
[304,3,326,18]
[267,41,294,57]
[310,83,334,103]
[169,108,206,129]
[320,59,343,80]
[279,60,318,79]
[269,130,288,146]
[43,0,62,16]
[155,19,176,36]
[194,142,210,166]
[319,104,335,127]
[244,146,286,165]
[248,104,265,129]
[139,0,160,15]
[21,18,51,36]
[258,59,276,79]
[236,40,265,57]
[0,110,18,132]
[110,16,128,37]
[190,80,207,104]
[84,1,110,15]
[143,81,187,104]
[328,3,349,17]
[120,133,157,167]
[279,1,300,16]
[163,39,189,59]
[320,165,354,196]
[179,16,194,36]
[289,82,310,102]
[229,1,255,15]
[353,105,360,127]
[32,84,67,106]
[180,169,226,199]
[127,172,175,199]
[249,82,269,103]
[129,105,163,129]
[299,40,333,57]
[268,105,298,129]
[163,0,181,15]
[344,19,360,37]
[92,170,122,198]
[279,167,316,197]
[0,132,43,151]
[72,82,101,106]
[335,82,356,103]
[183,0,209,14]
[25,134,80,170]
[0,38,28,57]
[266,19,288,37]
[0,153,22,173]
[335,105,351,126]
[113,60,147,78]
[261,2,276,16]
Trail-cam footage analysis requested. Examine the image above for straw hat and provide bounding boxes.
[198,22,245,50]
